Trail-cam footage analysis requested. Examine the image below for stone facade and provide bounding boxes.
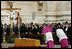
[1,1,71,24]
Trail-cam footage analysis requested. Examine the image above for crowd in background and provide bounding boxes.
[1,21,71,43]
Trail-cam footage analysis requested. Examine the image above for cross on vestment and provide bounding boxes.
[1,1,21,37]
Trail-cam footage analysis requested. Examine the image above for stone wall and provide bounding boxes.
[1,1,71,24]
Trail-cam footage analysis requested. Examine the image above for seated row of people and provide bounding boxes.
[1,22,71,35]
[1,22,71,44]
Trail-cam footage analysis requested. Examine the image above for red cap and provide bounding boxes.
[17,12,19,14]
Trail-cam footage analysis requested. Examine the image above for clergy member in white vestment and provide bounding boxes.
[56,24,69,48]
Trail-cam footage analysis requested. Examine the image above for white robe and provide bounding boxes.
[44,32,54,43]
[56,29,68,42]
